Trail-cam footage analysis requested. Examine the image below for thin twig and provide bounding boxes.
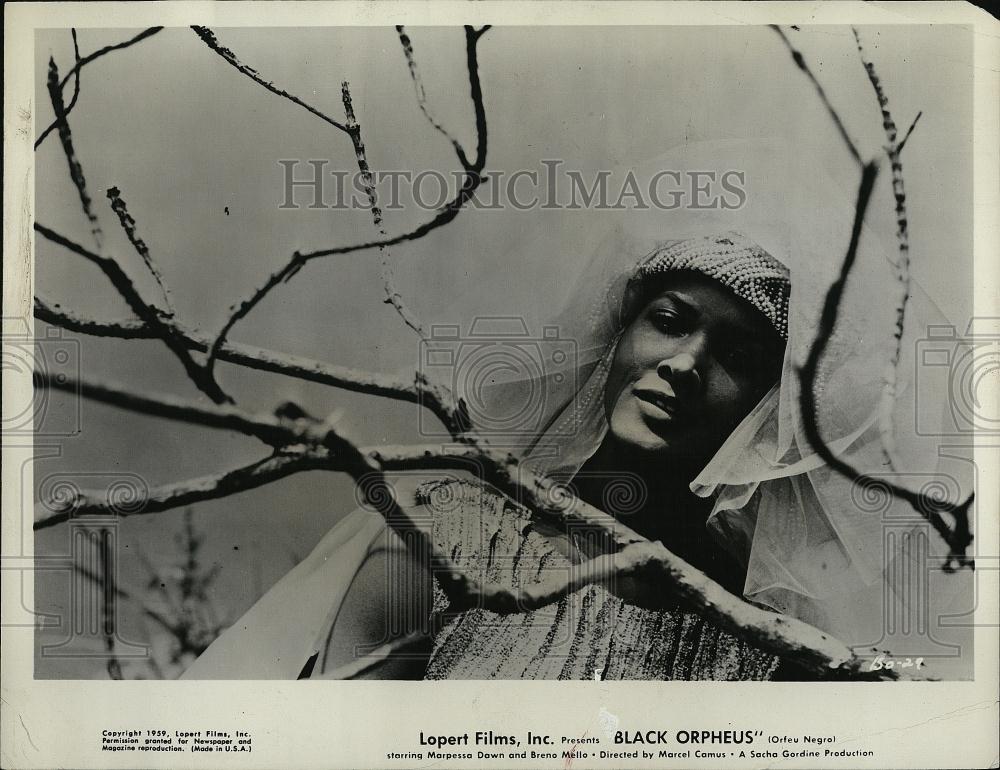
[46,58,103,252]
[340,81,426,339]
[42,65,231,401]
[396,25,470,168]
[853,27,914,474]
[190,26,350,135]
[340,83,381,231]
[898,111,922,154]
[63,30,83,124]
[106,187,174,313]
[40,29,85,154]
[35,223,232,403]
[97,528,124,679]
[35,27,164,149]
[770,26,863,168]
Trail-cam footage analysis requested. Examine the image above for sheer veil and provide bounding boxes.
[450,139,972,664]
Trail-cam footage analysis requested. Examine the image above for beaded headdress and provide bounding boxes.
[635,231,791,339]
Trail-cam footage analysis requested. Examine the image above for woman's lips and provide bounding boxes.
[633,388,680,420]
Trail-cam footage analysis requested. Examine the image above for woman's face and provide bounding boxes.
[603,271,786,473]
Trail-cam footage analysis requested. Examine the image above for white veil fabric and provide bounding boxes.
[452,139,972,664]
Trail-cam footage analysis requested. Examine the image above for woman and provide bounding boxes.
[184,143,972,680]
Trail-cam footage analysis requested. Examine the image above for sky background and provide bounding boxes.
[31,24,974,677]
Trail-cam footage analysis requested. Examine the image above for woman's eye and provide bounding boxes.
[650,310,685,333]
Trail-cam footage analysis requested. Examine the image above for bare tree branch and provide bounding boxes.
[190,26,351,135]
[898,110,923,154]
[40,60,229,402]
[339,82,380,229]
[369,445,647,549]
[35,296,147,337]
[340,81,426,339]
[35,222,232,403]
[31,370,472,605]
[35,27,164,150]
[106,186,174,314]
[29,368,636,558]
[34,369,329,448]
[772,26,972,570]
[853,27,916,474]
[37,30,85,153]
[35,449,332,529]
[33,296,470,434]
[203,26,490,377]
[565,541,922,680]
[46,58,104,252]
[770,26,863,168]
[396,25,471,169]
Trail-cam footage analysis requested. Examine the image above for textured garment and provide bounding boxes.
[421,480,780,681]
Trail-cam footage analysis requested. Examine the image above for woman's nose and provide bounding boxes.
[656,351,703,396]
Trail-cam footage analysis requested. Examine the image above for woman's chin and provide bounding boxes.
[608,422,674,457]
[607,421,710,473]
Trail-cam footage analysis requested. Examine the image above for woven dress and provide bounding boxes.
[419,479,782,681]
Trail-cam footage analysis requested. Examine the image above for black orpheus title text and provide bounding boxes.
[614,730,762,744]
